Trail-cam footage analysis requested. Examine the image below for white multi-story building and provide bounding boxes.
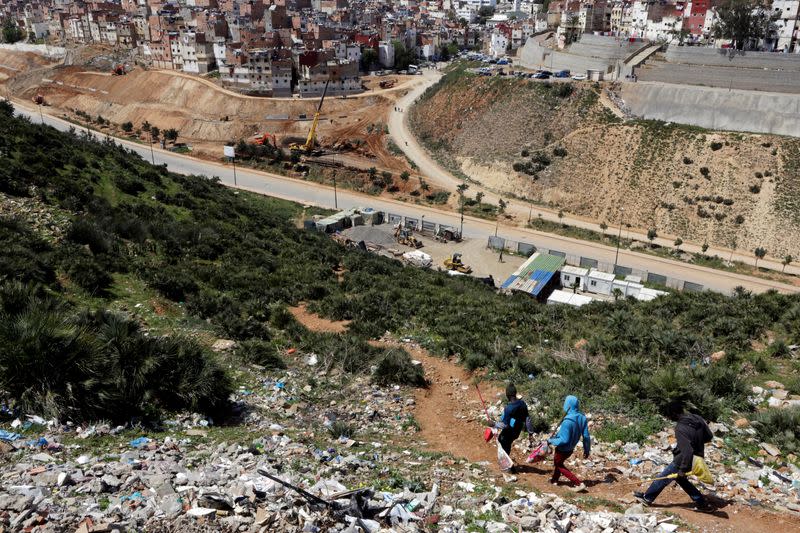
[334,42,361,62]
[489,30,509,56]
[771,0,800,51]
[378,40,394,67]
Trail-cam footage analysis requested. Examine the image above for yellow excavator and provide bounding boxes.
[444,253,472,274]
[395,226,423,248]
[289,79,330,155]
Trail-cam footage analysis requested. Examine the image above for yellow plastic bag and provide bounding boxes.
[690,455,713,484]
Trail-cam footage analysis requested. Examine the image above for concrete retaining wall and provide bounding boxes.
[0,43,65,59]
[518,39,614,73]
[621,82,800,137]
[665,46,800,71]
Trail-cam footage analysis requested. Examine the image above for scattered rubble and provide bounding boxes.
[1,342,799,532]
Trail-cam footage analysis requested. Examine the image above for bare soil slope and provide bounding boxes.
[0,47,409,169]
[410,70,800,257]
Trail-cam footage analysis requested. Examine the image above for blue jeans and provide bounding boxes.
[643,462,705,503]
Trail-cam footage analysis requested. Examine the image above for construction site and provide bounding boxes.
[0,45,436,198]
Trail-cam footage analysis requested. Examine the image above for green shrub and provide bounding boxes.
[0,285,232,422]
[710,142,723,151]
[553,147,568,157]
[373,349,426,387]
[595,413,663,444]
[236,339,285,369]
[750,407,800,455]
[328,421,356,439]
[65,254,113,296]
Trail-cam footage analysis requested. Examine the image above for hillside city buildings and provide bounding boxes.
[2,0,799,97]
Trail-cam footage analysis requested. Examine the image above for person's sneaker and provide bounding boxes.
[569,483,588,493]
[632,492,653,506]
[549,479,559,486]
[693,501,715,513]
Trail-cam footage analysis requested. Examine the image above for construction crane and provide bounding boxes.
[290,79,330,155]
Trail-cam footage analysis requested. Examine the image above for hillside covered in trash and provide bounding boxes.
[1,102,800,531]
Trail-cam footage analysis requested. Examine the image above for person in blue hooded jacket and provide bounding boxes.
[547,395,591,492]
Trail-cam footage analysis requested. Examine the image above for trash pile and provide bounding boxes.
[1,340,799,532]
[751,381,800,410]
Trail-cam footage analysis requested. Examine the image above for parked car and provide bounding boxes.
[533,72,550,79]
[497,58,509,65]
[555,70,571,78]
[571,74,588,81]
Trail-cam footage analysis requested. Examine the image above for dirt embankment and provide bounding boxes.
[0,47,413,172]
[410,72,800,257]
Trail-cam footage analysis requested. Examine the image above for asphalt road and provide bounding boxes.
[386,66,800,279]
[12,101,799,295]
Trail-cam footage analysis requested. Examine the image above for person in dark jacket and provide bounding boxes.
[634,400,714,513]
[495,383,530,469]
[548,395,591,492]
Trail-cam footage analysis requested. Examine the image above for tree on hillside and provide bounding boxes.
[150,127,160,142]
[647,228,658,247]
[712,0,775,50]
[476,6,495,24]
[674,237,683,251]
[475,191,484,205]
[400,171,410,190]
[783,254,793,272]
[121,121,134,133]
[600,221,608,236]
[754,246,767,268]
[360,48,378,72]
[498,198,508,214]
[2,19,23,44]
[391,40,416,71]
[164,128,179,144]
[563,14,583,44]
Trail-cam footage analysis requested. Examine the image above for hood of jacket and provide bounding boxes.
[678,413,706,430]
[563,395,580,414]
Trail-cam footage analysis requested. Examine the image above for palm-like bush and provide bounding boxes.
[0,283,231,422]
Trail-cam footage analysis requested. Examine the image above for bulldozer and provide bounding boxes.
[395,226,423,248]
[32,94,45,105]
[443,253,472,274]
[289,79,330,156]
[379,79,396,89]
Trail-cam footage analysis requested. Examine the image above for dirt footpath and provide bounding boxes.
[287,303,800,532]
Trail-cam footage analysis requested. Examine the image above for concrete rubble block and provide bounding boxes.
[761,443,781,457]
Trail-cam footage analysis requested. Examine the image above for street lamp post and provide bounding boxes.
[459,202,464,238]
[333,172,338,209]
[149,133,155,165]
[613,207,625,275]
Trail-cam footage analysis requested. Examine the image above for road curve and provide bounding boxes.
[12,99,799,295]
[386,65,800,278]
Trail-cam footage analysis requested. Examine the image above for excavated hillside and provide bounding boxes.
[0,47,413,170]
[410,68,800,257]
